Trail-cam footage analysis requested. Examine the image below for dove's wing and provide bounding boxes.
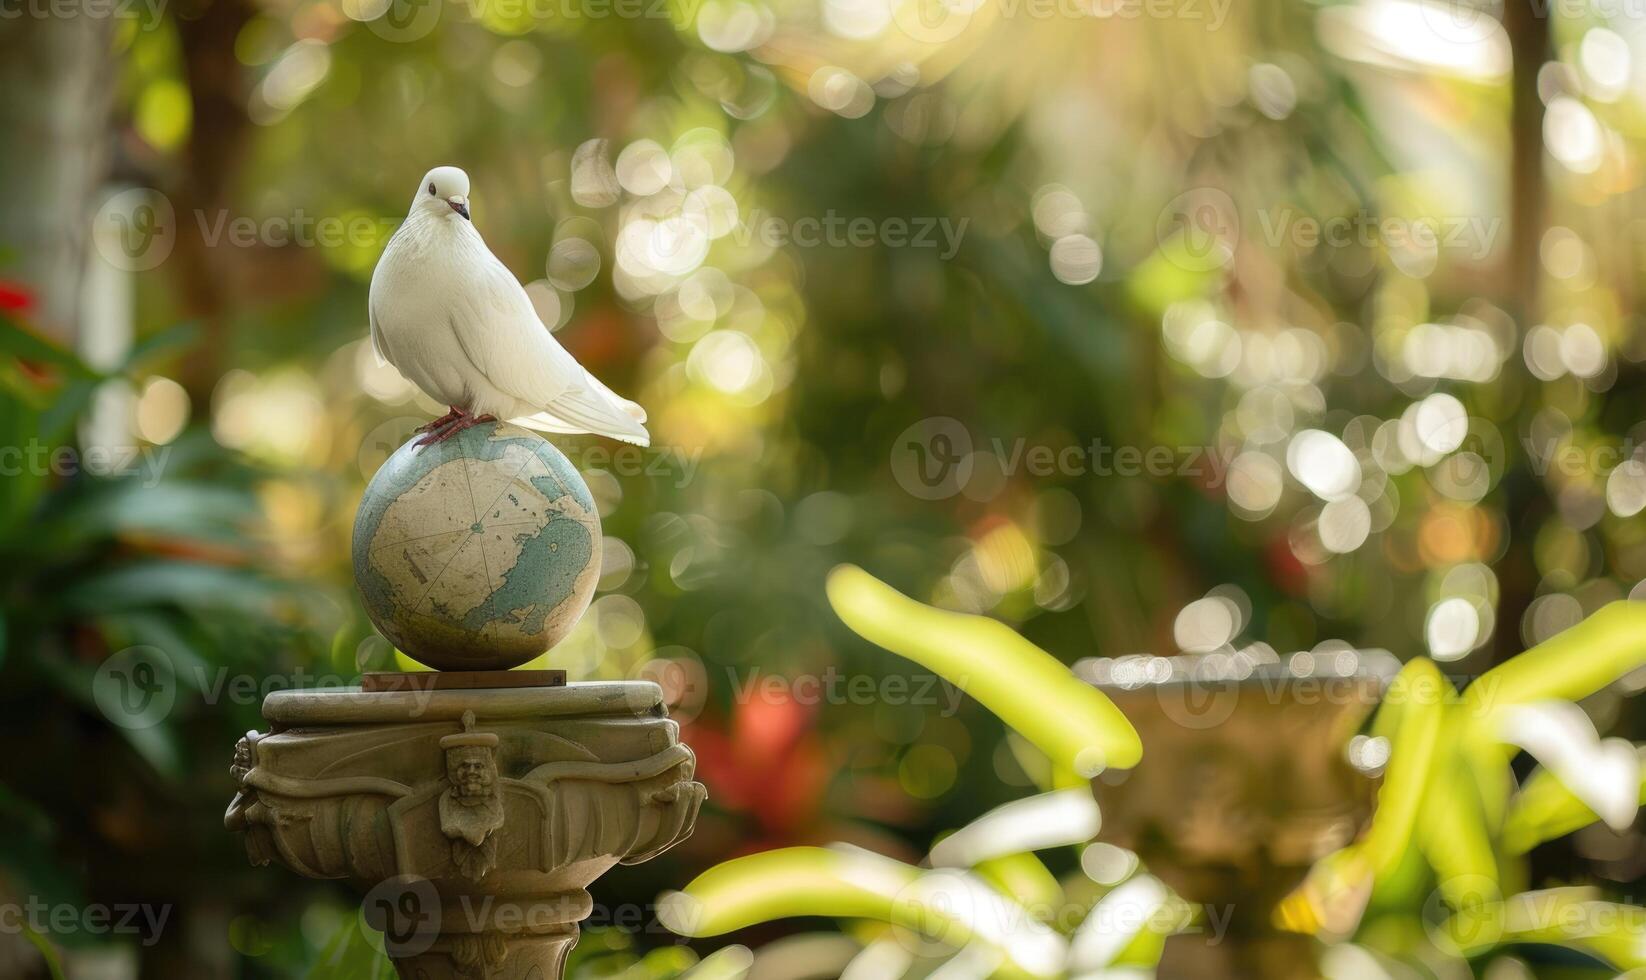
[368,221,427,369]
[367,253,392,367]
[367,304,390,367]
[450,253,650,446]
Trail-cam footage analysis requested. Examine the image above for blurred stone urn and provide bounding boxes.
[1081,650,1394,980]
[226,426,706,979]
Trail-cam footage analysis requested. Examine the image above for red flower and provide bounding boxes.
[683,688,830,844]
[0,280,35,315]
[1265,534,1309,596]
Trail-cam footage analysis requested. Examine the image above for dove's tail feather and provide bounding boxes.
[516,383,651,447]
[582,370,648,424]
[509,413,583,435]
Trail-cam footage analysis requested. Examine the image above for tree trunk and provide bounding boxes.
[1495,0,1549,660]
[170,0,255,402]
[1504,0,1547,318]
[0,14,118,340]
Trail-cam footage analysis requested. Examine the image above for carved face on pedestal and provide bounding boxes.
[437,714,508,866]
[447,745,496,802]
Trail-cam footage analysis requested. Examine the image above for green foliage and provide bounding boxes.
[0,317,337,973]
[305,919,396,980]
[1464,602,1646,725]
[1503,751,1646,857]
[826,564,1142,774]
[660,847,913,938]
[666,584,1646,977]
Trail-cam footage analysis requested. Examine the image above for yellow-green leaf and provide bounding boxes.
[1503,747,1646,856]
[1438,888,1646,969]
[1465,601,1646,727]
[1362,659,1451,876]
[973,852,1063,913]
[657,846,1064,977]
[826,565,1141,774]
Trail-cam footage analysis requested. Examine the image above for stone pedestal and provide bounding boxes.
[225,681,704,980]
[1084,655,1390,980]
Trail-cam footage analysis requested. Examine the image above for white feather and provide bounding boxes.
[368,166,650,446]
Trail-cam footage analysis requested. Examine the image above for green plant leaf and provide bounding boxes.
[973,852,1062,913]
[59,561,286,616]
[1503,746,1646,856]
[306,917,395,979]
[657,845,1064,977]
[679,945,753,979]
[35,480,259,556]
[658,846,910,937]
[1067,873,1175,971]
[927,789,1101,869]
[1417,718,1500,907]
[826,565,1141,774]
[1437,888,1646,969]
[20,926,66,980]
[1362,659,1450,877]
[122,321,200,372]
[0,376,99,535]
[0,316,102,379]
[116,721,184,780]
[1464,601,1646,727]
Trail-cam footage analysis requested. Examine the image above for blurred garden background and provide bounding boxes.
[4,0,1646,975]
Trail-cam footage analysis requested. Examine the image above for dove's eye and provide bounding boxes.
[428,182,437,196]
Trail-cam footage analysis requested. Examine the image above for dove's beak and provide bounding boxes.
[447,196,470,220]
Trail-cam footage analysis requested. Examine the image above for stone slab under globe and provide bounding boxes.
[352,420,601,671]
[360,670,568,692]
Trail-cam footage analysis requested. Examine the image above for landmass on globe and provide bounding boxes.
[352,421,602,671]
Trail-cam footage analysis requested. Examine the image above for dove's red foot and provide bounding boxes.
[414,412,498,447]
[415,407,464,433]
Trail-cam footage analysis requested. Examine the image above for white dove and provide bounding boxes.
[369,165,649,447]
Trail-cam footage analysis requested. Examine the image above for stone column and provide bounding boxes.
[226,683,704,980]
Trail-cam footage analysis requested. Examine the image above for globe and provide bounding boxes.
[352,420,601,671]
